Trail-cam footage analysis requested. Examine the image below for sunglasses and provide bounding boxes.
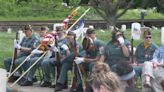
[145,36,152,39]
[116,34,122,37]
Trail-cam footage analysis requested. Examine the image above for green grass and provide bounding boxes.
[0,32,15,68]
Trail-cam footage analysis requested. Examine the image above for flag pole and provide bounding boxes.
[66,8,90,33]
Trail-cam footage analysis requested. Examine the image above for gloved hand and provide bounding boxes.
[74,57,84,64]
[53,46,60,52]
[117,37,125,45]
[31,49,43,54]
[14,39,21,49]
[61,44,69,50]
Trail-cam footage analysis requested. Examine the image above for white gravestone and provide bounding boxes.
[18,30,25,44]
[131,23,141,40]
[7,28,12,34]
[0,68,7,92]
[121,24,126,31]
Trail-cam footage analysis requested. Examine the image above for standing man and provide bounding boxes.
[4,25,39,73]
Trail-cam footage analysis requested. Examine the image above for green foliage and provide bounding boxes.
[0,1,163,20]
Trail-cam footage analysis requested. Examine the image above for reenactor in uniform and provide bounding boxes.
[55,31,84,91]
[40,26,69,87]
[74,28,105,91]
[20,26,49,86]
[4,25,39,75]
[133,30,158,77]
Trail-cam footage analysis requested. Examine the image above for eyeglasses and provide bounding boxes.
[145,36,152,39]
[116,34,122,37]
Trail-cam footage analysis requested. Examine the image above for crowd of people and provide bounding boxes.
[4,24,164,92]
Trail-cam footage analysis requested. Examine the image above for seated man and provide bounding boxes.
[4,25,39,77]
[40,26,69,87]
[20,26,48,86]
[142,44,164,92]
[74,28,105,91]
[55,31,84,91]
[133,29,158,77]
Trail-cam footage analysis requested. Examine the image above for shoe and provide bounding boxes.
[160,80,164,89]
[17,77,26,85]
[40,81,51,87]
[32,77,38,83]
[144,81,151,88]
[63,84,68,89]
[20,80,33,86]
[54,83,65,91]
[49,84,55,88]
[76,84,83,92]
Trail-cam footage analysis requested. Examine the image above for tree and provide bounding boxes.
[91,0,134,27]
[157,0,164,12]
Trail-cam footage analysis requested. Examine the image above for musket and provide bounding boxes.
[54,34,61,86]
[8,32,18,82]
[70,34,88,92]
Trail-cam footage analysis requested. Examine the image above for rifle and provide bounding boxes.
[70,34,88,92]
[8,32,18,82]
[54,35,61,85]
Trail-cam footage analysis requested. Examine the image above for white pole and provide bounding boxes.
[0,69,7,92]
[161,27,164,45]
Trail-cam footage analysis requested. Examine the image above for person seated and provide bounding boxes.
[20,26,49,86]
[101,28,131,70]
[133,29,158,78]
[4,25,39,82]
[142,44,164,92]
[73,28,105,92]
[55,31,84,91]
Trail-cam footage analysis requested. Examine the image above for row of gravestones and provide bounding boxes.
[6,22,164,45]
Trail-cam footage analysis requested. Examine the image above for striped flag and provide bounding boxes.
[53,7,80,30]
[63,8,79,29]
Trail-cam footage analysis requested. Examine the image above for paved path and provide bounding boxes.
[7,82,70,92]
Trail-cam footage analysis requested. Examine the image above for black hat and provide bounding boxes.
[114,61,135,80]
[24,25,32,31]
[41,26,49,31]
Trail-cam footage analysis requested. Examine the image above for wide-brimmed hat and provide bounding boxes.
[114,61,135,81]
